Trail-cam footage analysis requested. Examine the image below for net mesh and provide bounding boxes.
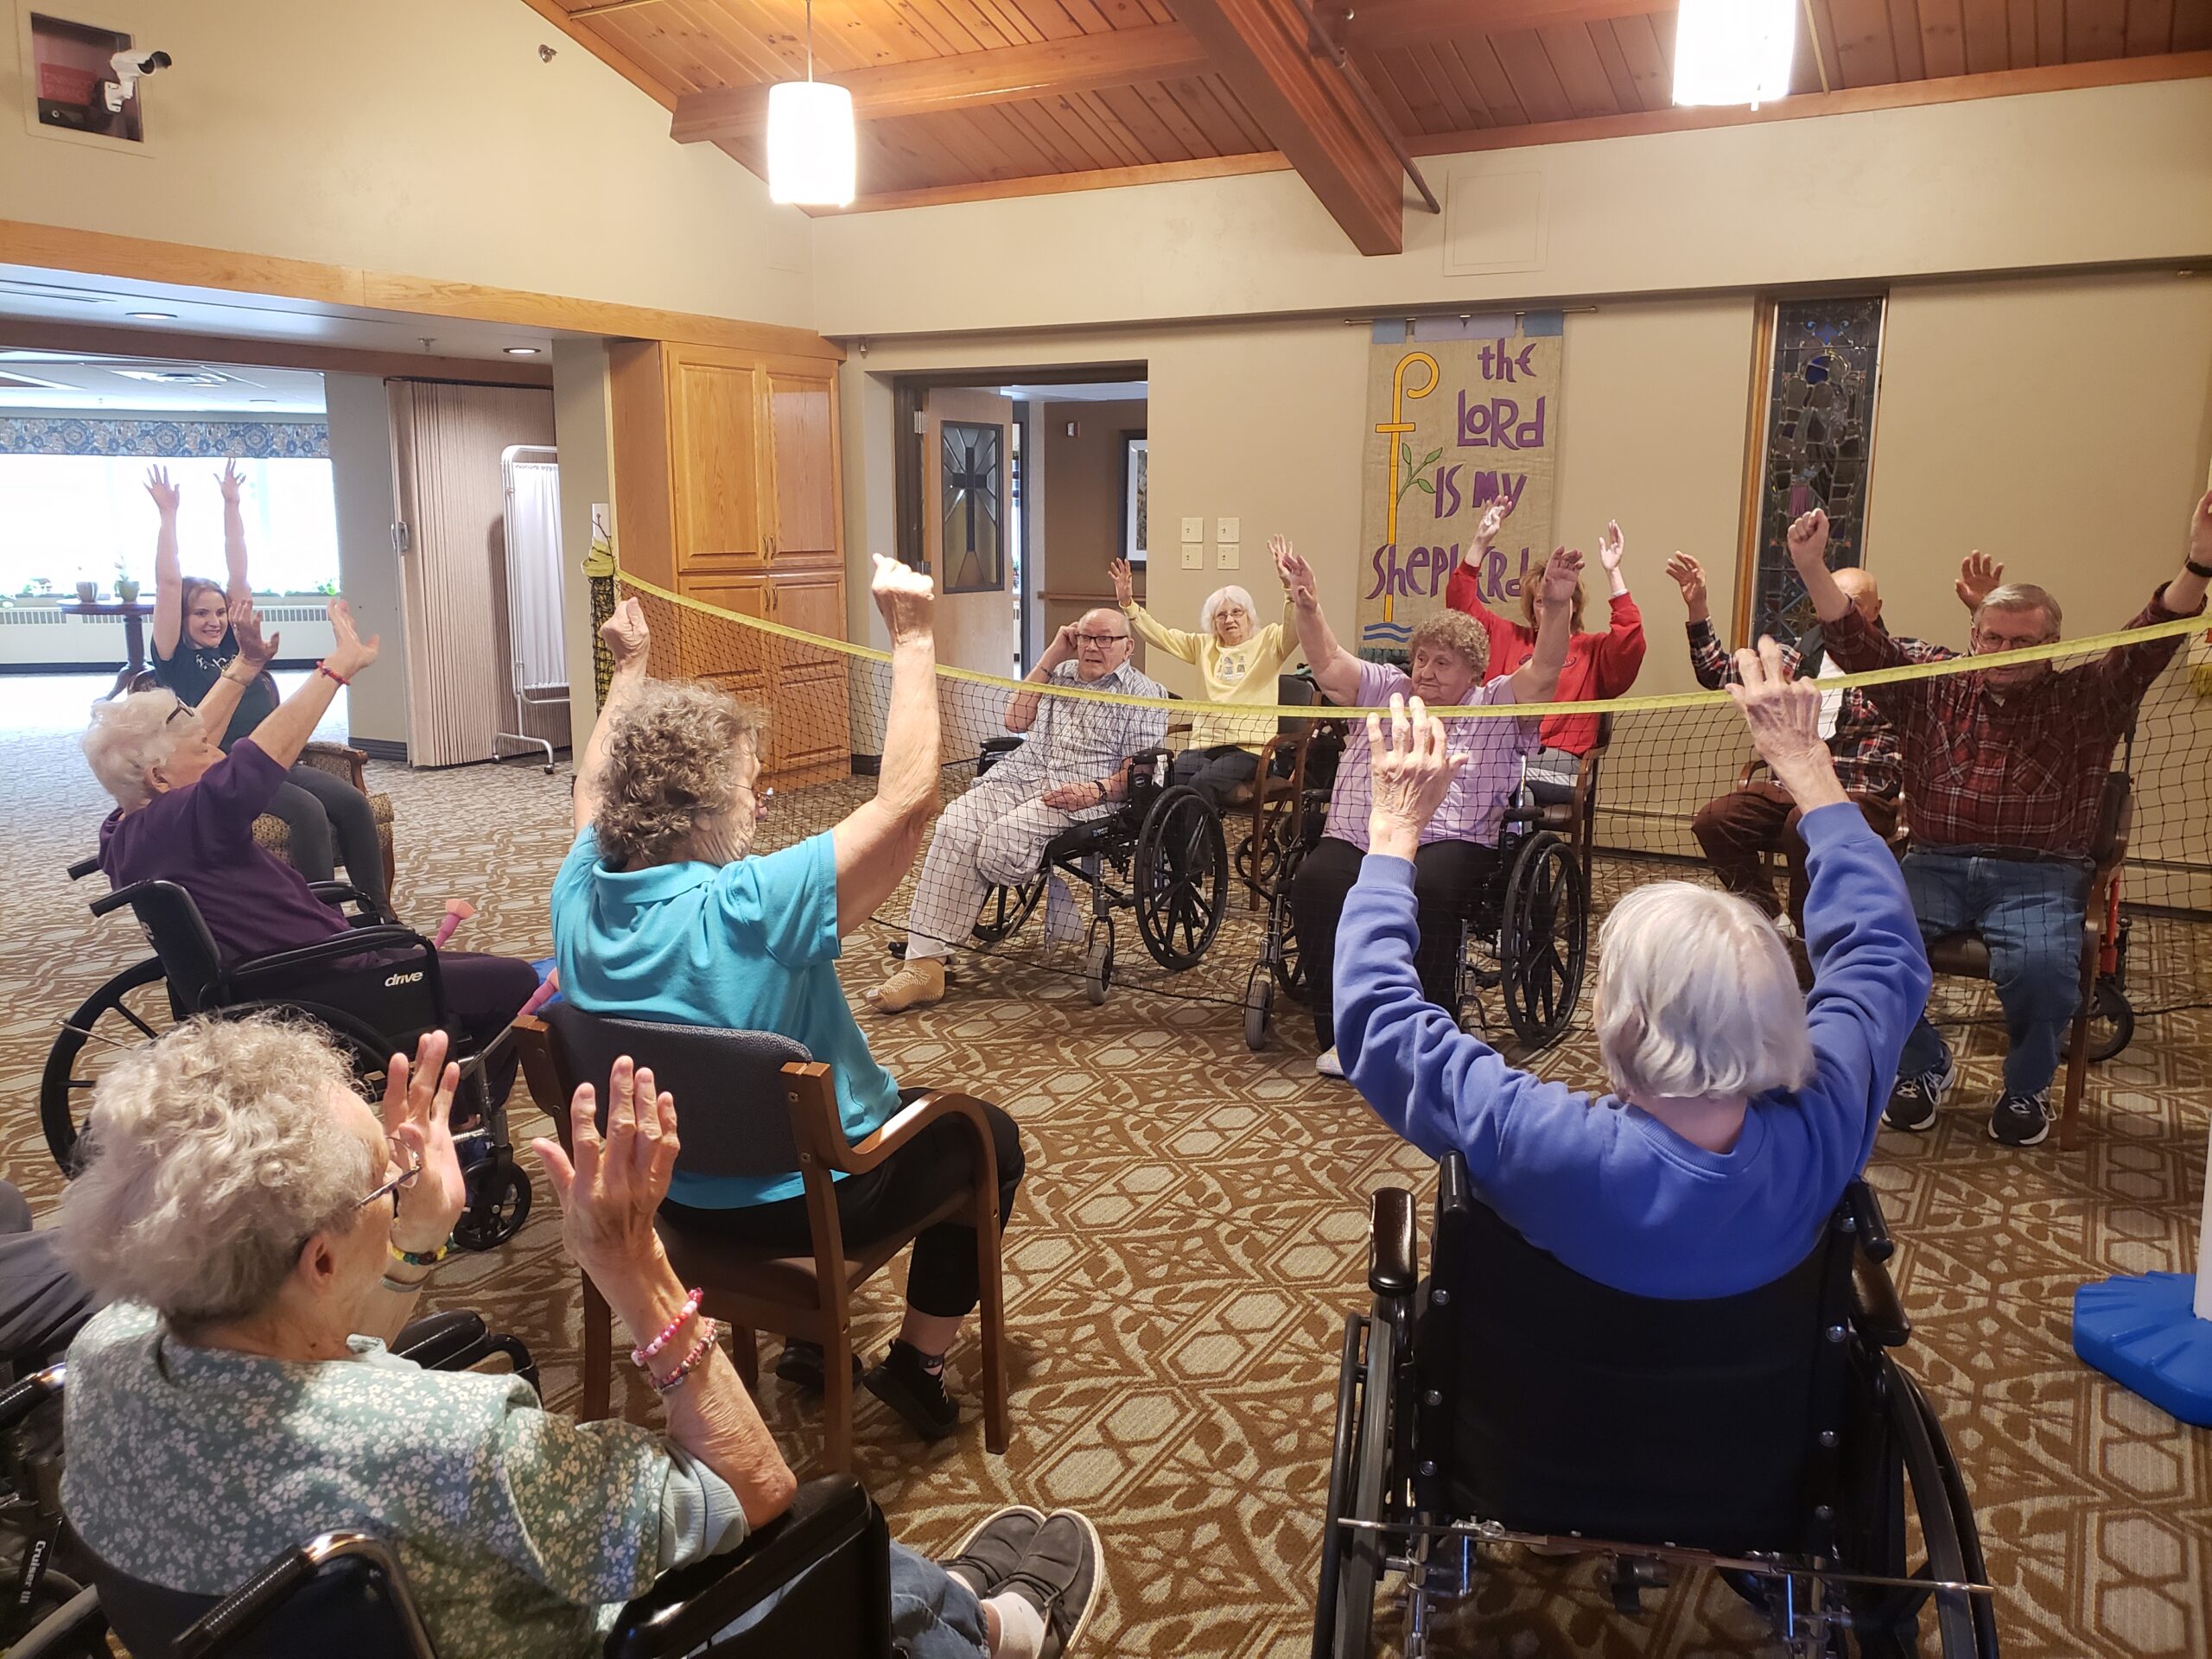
[615,568,2212,1049]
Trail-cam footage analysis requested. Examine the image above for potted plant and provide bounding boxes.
[75,579,99,605]
[114,561,141,604]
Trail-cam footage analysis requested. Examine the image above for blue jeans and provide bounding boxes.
[709,1542,987,1656]
[1896,850,2091,1098]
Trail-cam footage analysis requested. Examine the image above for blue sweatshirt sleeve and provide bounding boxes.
[1791,800,1932,1185]
[1335,855,1592,1179]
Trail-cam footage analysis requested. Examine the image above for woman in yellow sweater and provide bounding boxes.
[1110,547,1301,808]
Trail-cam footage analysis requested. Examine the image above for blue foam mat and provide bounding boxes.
[2072,1272,2212,1427]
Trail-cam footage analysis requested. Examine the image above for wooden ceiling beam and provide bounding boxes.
[1348,0,1681,52]
[669,23,1215,143]
[1170,0,1410,253]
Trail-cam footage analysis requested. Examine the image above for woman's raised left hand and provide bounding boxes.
[383,1030,467,1255]
[1366,694,1465,859]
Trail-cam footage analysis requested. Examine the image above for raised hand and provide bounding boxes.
[229,597,279,671]
[1663,552,1708,618]
[144,466,181,516]
[326,597,381,678]
[1785,508,1830,572]
[530,1056,681,1281]
[1955,550,2003,613]
[1539,545,1584,607]
[381,1030,467,1255]
[1473,497,1513,548]
[1366,694,1466,857]
[215,459,245,505]
[1728,638,1840,805]
[2190,488,2212,565]
[1597,519,1626,574]
[870,553,934,645]
[1109,557,1135,609]
[600,594,650,672]
[1273,536,1318,610]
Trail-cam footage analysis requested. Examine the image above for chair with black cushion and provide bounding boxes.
[512,1003,1010,1474]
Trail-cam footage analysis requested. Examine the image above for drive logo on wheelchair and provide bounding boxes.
[383,969,426,988]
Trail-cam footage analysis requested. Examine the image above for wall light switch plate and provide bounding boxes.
[1180,516,1205,544]
[1217,543,1239,569]
[1181,543,1204,569]
[1217,517,1241,543]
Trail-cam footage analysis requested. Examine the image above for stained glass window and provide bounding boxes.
[1745,296,1885,647]
[941,421,1004,594]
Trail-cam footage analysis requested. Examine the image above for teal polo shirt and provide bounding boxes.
[550,828,900,1209]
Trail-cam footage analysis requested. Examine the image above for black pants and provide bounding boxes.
[1172,745,1259,809]
[270,763,391,912]
[0,1181,100,1373]
[663,1095,1026,1320]
[1291,836,1496,1048]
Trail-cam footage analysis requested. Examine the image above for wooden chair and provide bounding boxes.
[1236,674,1332,908]
[1534,713,1611,892]
[512,1005,1010,1473]
[250,740,398,900]
[1910,772,2131,1153]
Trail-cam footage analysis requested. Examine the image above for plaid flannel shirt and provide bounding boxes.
[1684,619,1942,800]
[1821,588,2199,856]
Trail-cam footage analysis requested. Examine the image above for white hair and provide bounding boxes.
[1594,883,1812,1103]
[1201,585,1256,636]
[1976,582,2062,637]
[83,688,198,810]
[57,1015,373,1329]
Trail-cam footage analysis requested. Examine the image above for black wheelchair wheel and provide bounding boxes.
[1331,1300,1396,1658]
[2087,976,2133,1064]
[972,871,1048,947]
[1499,833,1589,1050]
[41,957,170,1176]
[452,1160,533,1252]
[1134,785,1230,971]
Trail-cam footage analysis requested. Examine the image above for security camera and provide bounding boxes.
[102,48,171,113]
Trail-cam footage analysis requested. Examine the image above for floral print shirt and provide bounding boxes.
[63,1305,747,1659]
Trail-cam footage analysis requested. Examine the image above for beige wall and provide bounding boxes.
[324,372,407,751]
[813,79,2212,338]
[552,339,615,758]
[0,0,812,327]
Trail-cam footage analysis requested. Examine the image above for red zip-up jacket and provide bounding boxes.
[1443,563,1646,754]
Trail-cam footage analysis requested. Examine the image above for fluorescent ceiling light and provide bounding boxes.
[1673,0,1796,107]
[503,346,542,355]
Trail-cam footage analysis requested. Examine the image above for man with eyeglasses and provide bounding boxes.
[1790,492,2212,1147]
[872,609,1166,1013]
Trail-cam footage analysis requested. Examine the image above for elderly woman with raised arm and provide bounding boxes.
[1332,645,1930,1298]
[144,462,390,914]
[56,1018,1100,1659]
[551,560,1033,1448]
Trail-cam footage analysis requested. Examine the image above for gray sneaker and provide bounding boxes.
[941,1504,1046,1599]
[1988,1090,2050,1147]
[1883,1048,1956,1132]
[997,1509,1103,1658]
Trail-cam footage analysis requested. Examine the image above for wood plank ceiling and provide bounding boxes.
[523,0,2212,251]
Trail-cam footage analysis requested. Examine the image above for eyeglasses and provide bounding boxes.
[1971,626,2051,652]
[359,1135,421,1211]
[1075,632,1130,647]
[163,699,194,728]
[734,780,773,820]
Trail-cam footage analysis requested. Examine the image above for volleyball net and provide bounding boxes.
[613,566,2212,1052]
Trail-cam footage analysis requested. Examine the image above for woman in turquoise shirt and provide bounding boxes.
[552,562,1025,1444]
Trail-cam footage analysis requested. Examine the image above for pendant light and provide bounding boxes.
[766,0,855,207]
[1672,0,1797,107]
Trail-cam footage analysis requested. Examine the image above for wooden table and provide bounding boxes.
[61,600,156,699]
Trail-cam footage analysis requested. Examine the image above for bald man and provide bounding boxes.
[1664,553,1948,931]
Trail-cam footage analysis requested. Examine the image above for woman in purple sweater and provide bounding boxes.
[1335,642,1929,1299]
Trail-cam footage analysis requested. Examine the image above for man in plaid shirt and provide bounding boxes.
[1665,552,1947,929]
[1795,493,2212,1147]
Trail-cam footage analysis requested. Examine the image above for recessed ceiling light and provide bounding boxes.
[503,346,542,356]
[124,310,178,321]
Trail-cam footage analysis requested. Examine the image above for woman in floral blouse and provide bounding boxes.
[56,1016,1102,1659]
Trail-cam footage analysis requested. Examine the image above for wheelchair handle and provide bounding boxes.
[0,1363,64,1433]
[1843,1181,1895,1262]
[66,855,101,883]
[86,879,154,919]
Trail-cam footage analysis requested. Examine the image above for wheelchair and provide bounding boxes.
[1242,732,1591,1055]
[1315,1155,1998,1658]
[40,856,531,1252]
[961,735,1234,1005]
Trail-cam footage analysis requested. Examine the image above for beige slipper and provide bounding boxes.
[868,957,946,1013]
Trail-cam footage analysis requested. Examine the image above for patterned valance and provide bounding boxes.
[0,417,329,460]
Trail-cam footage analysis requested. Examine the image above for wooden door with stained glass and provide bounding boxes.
[922,389,1016,677]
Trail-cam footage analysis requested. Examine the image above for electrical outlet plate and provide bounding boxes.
[1180,516,1205,544]
[1181,543,1204,569]
[1217,517,1241,543]
[1217,543,1239,569]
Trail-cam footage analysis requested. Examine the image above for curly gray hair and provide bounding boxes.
[1407,610,1491,679]
[594,678,769,870]
[57,1015,373,1329]
[83,689,200,810]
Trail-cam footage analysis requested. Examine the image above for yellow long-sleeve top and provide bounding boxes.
[1122,600,1300,753]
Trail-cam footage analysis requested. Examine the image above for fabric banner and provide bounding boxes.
[1355,334,1561,656]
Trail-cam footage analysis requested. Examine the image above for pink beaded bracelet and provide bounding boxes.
[652,1320,721,1395]
[631,1289,703,1370]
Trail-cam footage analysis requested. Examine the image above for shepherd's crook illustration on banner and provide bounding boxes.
[1357,331,1563,655]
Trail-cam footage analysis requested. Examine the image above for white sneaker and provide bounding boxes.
[1316,1046,1345,1079]
[1044,875,1083,946]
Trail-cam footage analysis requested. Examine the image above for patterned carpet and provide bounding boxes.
[3,683,2209,1658]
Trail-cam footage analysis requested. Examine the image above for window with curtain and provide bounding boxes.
[0,454,340,596]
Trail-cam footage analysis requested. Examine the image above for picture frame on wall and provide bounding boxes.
[1122,432,1148,566]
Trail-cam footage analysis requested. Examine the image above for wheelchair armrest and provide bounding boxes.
[6,1585,105,1658]
[392,1311,490,1371]
[67,854,101,882]
[1843,1180,1895,1262]
[604,1475,877,1659]
[1850,1253,1912,1349]
[1369,1188,1417,1297]
[0,1364,65,1433]
[221,926,434,989]
[175,1534,416,1659]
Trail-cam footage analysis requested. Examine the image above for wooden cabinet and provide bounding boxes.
[610,340,849,786]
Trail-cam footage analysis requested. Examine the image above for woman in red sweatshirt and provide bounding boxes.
[1443,499,1645,801]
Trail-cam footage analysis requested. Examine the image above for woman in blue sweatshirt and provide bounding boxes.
[1336,641,1929,1300]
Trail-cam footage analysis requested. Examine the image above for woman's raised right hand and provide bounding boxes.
[531,1057,680,1283]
